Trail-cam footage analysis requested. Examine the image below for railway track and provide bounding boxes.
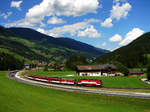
[7,70,150,99]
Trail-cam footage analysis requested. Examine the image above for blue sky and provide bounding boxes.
[0,0,150,51]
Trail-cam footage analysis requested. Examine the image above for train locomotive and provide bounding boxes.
[27,75,103,87]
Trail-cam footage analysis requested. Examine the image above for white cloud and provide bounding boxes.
[110,3,131,20]
[11,0,23,10]
[5,19,38,28]
[101,42,107,47]
[77,25,101,38]
[47,21,88,37]
[25,0,100,25]
[37,28,45,34]
[47,16,66,24]
[101,17,113,28]
[119,28,144,46]
[0,12,12,19]
[45,19,100,37]
[101,2,131,28]
[6,0,100,28]
[84,18,100,23]
[109,34,122,42]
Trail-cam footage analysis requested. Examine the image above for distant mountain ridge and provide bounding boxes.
[95,32,150,67]
[9,27,108,55]
[0,26,108,64]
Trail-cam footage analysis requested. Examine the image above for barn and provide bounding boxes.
[76,64,117,76]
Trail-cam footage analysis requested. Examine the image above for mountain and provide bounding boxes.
[0,26,108,64]
[95,32,150,68]
[9,27,108,55]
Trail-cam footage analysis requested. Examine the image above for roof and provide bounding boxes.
[76,65,103,71]
[129,70,144,74]
[76,64,117,71]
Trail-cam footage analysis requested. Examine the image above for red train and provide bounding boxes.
[27,75,103,87]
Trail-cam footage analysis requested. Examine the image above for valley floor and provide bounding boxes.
[1,71,150,112]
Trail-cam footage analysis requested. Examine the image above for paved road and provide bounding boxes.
[7,71,150,99]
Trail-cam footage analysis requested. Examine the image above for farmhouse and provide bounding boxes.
[76,64,117,76]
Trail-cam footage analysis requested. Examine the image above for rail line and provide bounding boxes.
[7,70,150,99]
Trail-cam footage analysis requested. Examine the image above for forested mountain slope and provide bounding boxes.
[95,32,150,67]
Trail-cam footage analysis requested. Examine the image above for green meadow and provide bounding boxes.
[1,71,150,112]
[29,70,150,89]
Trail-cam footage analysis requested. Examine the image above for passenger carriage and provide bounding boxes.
[28,75,102,87]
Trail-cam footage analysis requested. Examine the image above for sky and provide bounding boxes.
[0,0,150,51]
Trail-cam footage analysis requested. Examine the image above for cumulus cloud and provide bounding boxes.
[27,0,99,17]
[101,17,113,28]
[47,21,88,37]
[119,28,144,46]
[101,1,131,28]
[6,0,100,28]
[25,0,100,25]
[110,2,132,20]
[77,25,101,38]
[47,16,66,24]
[11,0,23,10]
[109,34,122,42]
[0,12,12,19]
[45,19,100,37]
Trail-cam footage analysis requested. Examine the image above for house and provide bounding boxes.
[128,70,144,77]
[24,64,30,70]
[76,64,117,76]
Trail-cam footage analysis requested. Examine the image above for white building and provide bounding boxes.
[76,64,117,76]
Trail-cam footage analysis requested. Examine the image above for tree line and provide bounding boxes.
[0,52,24,70]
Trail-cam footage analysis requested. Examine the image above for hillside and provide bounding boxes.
[0,26,108,64]
[95,32,150,67]
[9,27,108,55]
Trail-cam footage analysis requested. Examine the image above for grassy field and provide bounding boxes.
[1,71,150,112]
[29,70,76,77]
[29,70,150,89]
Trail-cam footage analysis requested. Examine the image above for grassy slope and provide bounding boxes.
[0,35,96,64]
[30,70,150,88]
[1,71,150,112]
